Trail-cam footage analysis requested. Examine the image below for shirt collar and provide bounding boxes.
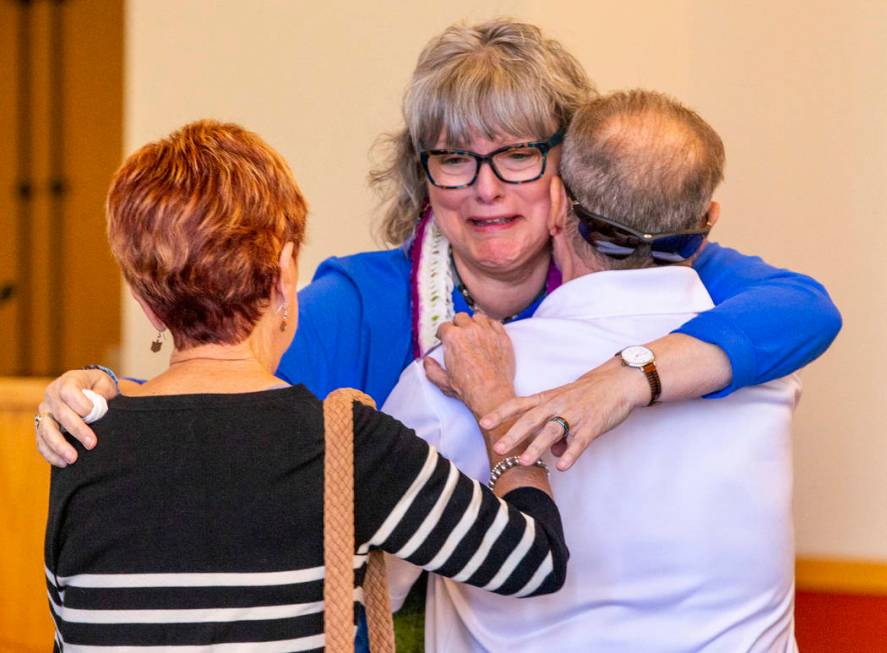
[534,266,714,320]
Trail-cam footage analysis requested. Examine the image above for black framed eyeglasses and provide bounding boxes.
[570,197,710,265]
[419,131,564,189]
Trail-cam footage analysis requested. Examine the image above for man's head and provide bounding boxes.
[555,90,725,275]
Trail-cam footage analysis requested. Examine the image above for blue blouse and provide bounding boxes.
[277,242,841,405]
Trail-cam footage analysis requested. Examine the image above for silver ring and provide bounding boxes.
[547,415,570,438]
[34,413,44,434]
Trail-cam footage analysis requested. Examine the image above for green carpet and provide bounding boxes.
[392,572,426,652]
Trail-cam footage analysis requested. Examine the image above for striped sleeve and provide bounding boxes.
[352,403,568,597]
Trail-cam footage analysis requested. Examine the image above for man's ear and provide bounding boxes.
[548,176,568,235]
[707,201,720,228]
[130,287,166,332]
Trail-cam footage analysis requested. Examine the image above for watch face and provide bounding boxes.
[622,345,654,367]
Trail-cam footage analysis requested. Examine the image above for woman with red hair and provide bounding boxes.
[44,120,569,650]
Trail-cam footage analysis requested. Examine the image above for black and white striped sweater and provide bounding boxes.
[45,385,568,651]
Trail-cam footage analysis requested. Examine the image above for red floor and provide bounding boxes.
[795,591,887,652]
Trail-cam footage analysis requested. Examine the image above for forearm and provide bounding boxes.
[464,388,552,498]
[355,407,567,596]
[591,333,733,404]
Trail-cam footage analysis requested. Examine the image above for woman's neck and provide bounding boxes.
[452,249,552,321]
[129,342,284,397]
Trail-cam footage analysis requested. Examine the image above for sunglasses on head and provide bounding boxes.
[568,196,710,265]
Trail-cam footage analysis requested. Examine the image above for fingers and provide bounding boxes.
[438,312,493,338]
[436,321,454,342]
[555,425,599,471]
[518,418,572,465]
[492,406,549,455]
[487,394,549,451]
[36,428,71,467]
[452,312,473,327]
[91,372,120,399]
[55,378,95,416]
[436,313,478,343]
[35,404,78,466]
[488,367,644,472]
[423,357,457,398]
[36,368,117,467]
[51,396,98,450]
[550,437,568,457]
[480,394,536,430]
[486,383,602,469]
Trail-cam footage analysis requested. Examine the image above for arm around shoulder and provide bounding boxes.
[686,241,842,394]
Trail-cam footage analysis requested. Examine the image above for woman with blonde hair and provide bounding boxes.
[45,119,570,650]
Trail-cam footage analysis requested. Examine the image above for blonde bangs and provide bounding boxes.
[408,57,558,149]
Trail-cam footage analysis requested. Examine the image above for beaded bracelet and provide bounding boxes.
[488,456,549,491]
[82,364,120,394]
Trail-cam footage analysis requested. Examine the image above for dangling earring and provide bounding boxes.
[150,330,165,353]
[278,303,289,332]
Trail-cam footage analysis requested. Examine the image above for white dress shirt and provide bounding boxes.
[383,266,800,653]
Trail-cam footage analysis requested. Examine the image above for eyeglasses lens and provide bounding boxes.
[427,153,475,187]
[579,220,639,260]
[491,147,544,180]
[650,234,706,262]
[579,218,706,263]
[427,146,545,187]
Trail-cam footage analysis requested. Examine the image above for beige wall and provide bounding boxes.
[122,1,886,559]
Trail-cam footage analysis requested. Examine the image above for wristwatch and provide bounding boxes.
[616,345,661,406]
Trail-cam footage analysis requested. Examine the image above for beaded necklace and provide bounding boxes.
[450,251,548,324]
[408,208,562,358]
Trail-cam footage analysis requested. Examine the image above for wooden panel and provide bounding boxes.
[0,377,55,651]
[29,0,53,374]
[0,2,20,374]
[797,557,887,595]
[59,0,123,372]
[0,0,122,377]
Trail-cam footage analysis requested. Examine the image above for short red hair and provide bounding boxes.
[107,120,308,349]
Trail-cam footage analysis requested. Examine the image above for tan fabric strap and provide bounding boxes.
[323,388,395,653]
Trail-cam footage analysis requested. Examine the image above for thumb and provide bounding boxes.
[423,356,457,398]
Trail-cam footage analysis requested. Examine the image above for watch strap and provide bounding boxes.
[641,361,661,406]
